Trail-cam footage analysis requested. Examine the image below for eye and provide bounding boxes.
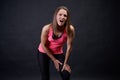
[64,14,67,17]
[59,14,62,16]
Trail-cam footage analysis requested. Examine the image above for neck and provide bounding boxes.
[57,25,65,32]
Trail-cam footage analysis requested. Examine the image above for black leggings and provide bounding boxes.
[37,51,70,80]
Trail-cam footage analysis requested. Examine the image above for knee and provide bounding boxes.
[61,70,70,80]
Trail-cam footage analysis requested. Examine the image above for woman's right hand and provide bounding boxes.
[53,59,62,71]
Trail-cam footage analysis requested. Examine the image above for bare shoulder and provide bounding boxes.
[70,25,75,32]
[42,24,51,32]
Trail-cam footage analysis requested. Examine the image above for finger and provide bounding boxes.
[56,67,59,71]
[66,67,71,73]
[55,64,59,71]
[61,65,65,71]
[58,60,63,65]
[61,67,63,71]
[56,61,60,71]
[65,65,71,73]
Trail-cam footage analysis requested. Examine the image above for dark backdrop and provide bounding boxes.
[0,0,119,79]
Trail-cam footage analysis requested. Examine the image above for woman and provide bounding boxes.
[37,6,75,80]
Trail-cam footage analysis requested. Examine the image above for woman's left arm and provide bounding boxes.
[62,25,75,72]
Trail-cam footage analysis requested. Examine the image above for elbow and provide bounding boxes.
[67,45,72,52]
[41,43,47,49]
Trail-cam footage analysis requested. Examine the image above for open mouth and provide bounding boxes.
[59,20,64,23]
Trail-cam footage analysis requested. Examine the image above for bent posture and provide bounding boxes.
[37,6,75,80]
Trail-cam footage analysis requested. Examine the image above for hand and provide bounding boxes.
[53,59,62,71]
[61,64,71,73]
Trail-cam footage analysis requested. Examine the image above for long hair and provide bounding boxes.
[52,6,71,35]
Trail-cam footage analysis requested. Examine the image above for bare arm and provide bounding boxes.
[41,24,56,61]
[64,25,75,65]
[61,25,75,72]
[41,24,62,71]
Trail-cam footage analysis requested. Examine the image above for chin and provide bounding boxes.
[58,23,64,26]
[58,25,63,27]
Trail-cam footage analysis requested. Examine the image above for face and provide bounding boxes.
[56,9,67,26]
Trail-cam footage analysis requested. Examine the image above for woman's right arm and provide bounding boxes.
[41,24,56,61]
[41,24,62,71]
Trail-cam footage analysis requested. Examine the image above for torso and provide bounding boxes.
[38,25,67,54]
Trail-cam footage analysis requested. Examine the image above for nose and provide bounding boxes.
[61,15,65,19]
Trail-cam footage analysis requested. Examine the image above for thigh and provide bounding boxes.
[37,51,50,79]
[54,54,70,80]
[54,54,65,63]
[54,54,65,70]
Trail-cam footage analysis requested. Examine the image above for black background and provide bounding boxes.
[0,0,120,80]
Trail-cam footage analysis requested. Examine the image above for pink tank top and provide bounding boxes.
[38,26,67,54]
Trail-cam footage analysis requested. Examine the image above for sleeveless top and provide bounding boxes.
[38,25,67,54]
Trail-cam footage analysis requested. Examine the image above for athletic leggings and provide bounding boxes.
[37,51,70,80]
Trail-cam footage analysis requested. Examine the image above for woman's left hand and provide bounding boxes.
[61,64,71,73]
